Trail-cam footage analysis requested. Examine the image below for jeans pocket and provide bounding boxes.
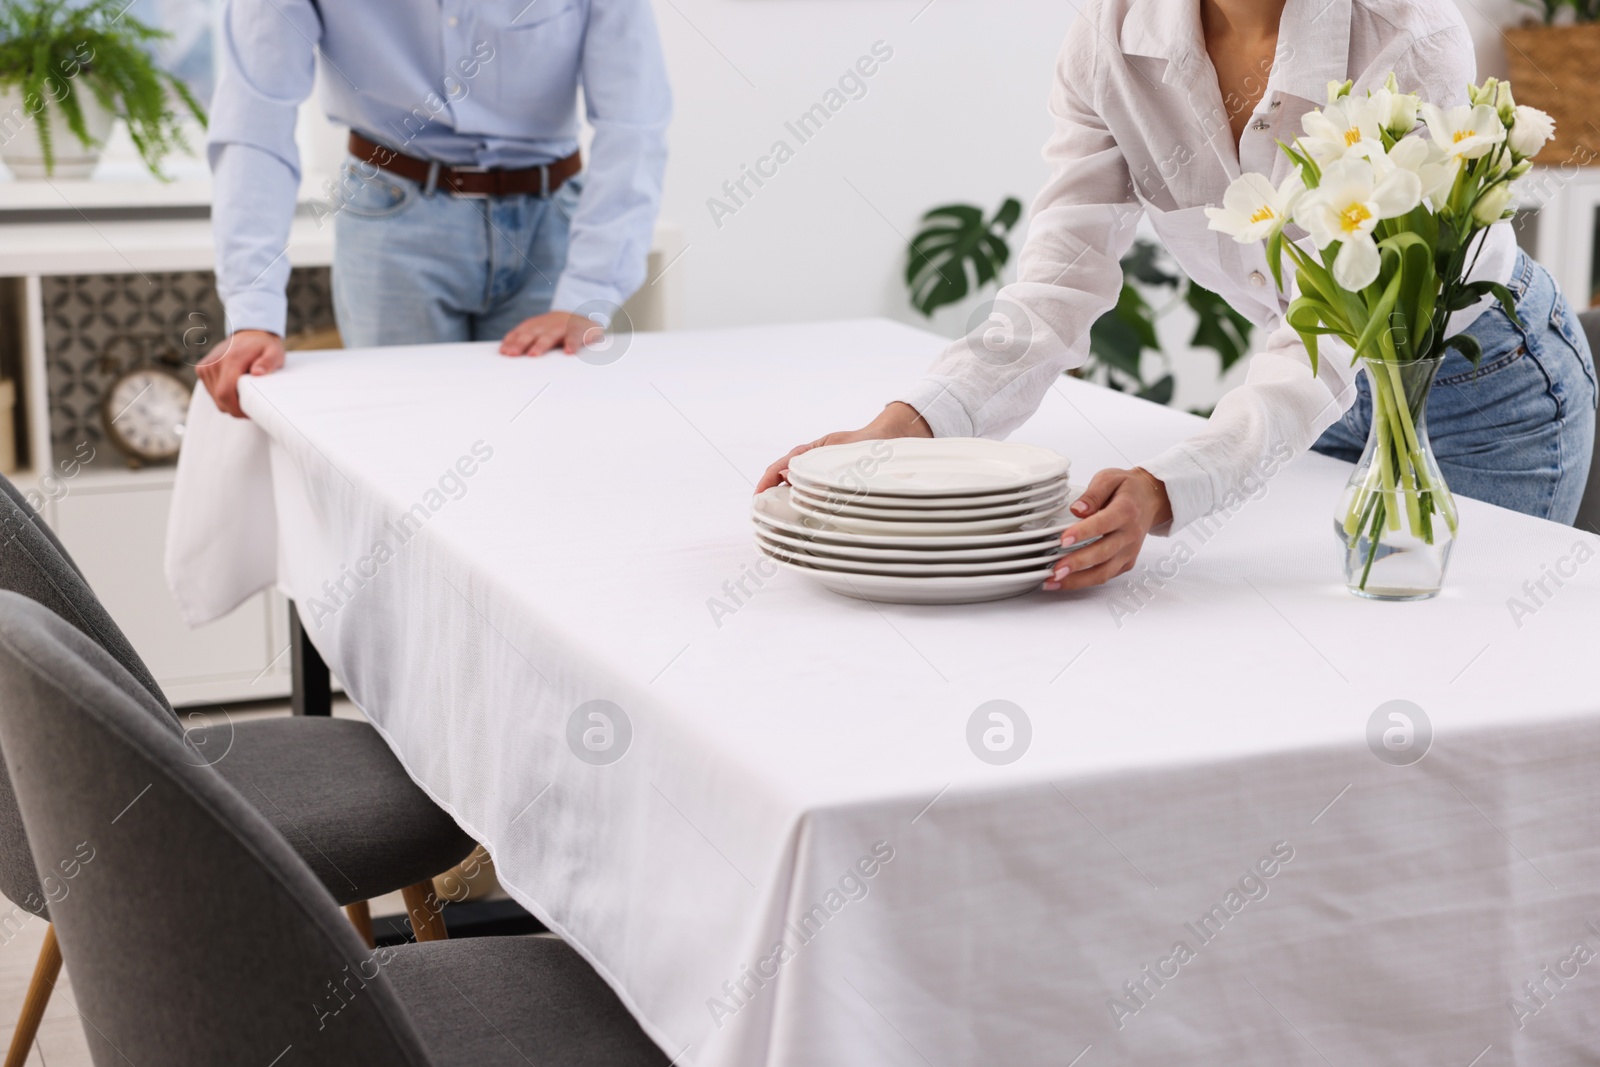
[338,164,416,220]
[1548,291,1598,408]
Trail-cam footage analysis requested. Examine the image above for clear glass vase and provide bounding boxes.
[1334,356,1457,601]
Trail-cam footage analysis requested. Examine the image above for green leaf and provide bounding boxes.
[1088,284,1156,379]
[1185,281,1255,372]
[905,199,1024,317]
[1444,331,1483,367]
[1122,241,1180,288]
[1137,374,1175,406]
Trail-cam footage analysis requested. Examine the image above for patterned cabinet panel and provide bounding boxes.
[42,268,336,470]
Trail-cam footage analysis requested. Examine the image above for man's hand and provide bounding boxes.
[756,402,934,493]
[1043,468,1173,591]
[196,330,286,419]
[499,311,605,357]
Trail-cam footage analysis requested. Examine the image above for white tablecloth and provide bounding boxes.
[168,320,1600,1066]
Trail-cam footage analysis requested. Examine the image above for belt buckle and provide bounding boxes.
[447,164,491,198]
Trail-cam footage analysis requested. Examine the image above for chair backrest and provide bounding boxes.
[0,592,435,1066]
[1578,311,1600,538]
[0,473,178,919]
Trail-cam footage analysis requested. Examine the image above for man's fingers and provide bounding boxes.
[249,346,284,375]
[213,369,243,418]
[525,327,564,357]
[499,326,536,355]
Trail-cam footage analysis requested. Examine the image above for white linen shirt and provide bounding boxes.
[897,0,1516,533]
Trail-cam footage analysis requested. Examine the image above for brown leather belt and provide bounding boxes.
[348,131,582,199]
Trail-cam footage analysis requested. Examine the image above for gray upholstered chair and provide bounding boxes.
[0,593,667,1066]
[1576,310,1600,537]
[0,475,475,1064]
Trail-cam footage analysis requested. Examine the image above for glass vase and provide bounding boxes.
[1334,356,1457,601]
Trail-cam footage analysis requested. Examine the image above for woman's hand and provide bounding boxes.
[756,402,933,493]
[1044,467,1173,591]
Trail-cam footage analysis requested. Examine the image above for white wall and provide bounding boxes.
[649,0,1533,408]
[649,0,1074,335]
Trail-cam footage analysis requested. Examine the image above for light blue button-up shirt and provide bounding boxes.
[208,0,671,336]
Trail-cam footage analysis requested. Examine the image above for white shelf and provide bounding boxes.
[0,214,334,276]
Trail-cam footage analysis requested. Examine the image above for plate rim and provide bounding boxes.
[756,535,1066,576]
[787,473,1072,510]
[752,486,1078,547]
[788,481,1073,521]
[786,438,1070,497]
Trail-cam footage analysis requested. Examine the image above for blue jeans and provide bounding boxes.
[1312,251,1598,525]
[331,155,579,346]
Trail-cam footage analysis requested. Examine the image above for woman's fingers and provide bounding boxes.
[1067,468,1123,519]
[756,440,820,494]
[1043,551,1134,591]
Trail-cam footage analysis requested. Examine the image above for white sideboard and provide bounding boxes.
[0,201,683,707]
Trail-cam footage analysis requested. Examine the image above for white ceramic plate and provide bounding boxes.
[788,481,1072,521]
[787,438,1070,497]
[757,534,1066,576]
[763,552,1055,605]
[755,523,1071,563]
[790,492,1070,536]
[753,486,1079,548]
[786,472,1071,511]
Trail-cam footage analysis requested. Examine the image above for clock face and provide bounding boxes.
[103,367,191,463]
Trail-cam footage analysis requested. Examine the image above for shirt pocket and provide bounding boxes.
[494,0,581,33]
[463,0,585,136]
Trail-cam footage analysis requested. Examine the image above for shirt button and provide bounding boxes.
[1248,271,1266,288]
[447,14,459,25]
[1269,100,1281,110]
[1251,120,1271,131]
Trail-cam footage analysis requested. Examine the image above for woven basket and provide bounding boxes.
[1504,23,1600,166]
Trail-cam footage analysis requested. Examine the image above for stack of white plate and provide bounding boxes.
[752,438,1085,604]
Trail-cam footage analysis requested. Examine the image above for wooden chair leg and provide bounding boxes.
[400,880,449,943]
[344,900,375,949]
[5,924,61,1067]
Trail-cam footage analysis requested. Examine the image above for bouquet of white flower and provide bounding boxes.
[1208,75,1555,598]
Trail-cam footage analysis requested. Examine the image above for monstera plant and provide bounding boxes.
[905,200,1254,411]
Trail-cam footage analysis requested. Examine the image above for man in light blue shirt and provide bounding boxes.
[198,0,671,417]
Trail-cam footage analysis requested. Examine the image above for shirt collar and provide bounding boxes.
[1120,0,1204,73]
[1120,0,1352,98]
[1267,0,1353,105]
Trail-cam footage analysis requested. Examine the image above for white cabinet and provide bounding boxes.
[43,470,293,706]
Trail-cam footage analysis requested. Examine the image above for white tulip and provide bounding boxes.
[1473,182,1514,226]
[1421,103,1508,161]
[1302,95,1389,164]
[1295,157,1423,290]
[1507,105,1556,161]
[1206,172,1304,243]
[1386,135,1459,210]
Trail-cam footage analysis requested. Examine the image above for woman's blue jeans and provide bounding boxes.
[1312,251,1598,525]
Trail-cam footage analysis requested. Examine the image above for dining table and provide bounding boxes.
[167,318,1600,1067]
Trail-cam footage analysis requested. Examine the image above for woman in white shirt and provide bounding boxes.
[758,0,1597,592]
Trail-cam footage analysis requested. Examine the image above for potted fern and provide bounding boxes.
[0,0,206,179]
[1504,0,1600,164]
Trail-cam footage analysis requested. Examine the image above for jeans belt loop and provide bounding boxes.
[423,160,442,198]
[540,163,550,199]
